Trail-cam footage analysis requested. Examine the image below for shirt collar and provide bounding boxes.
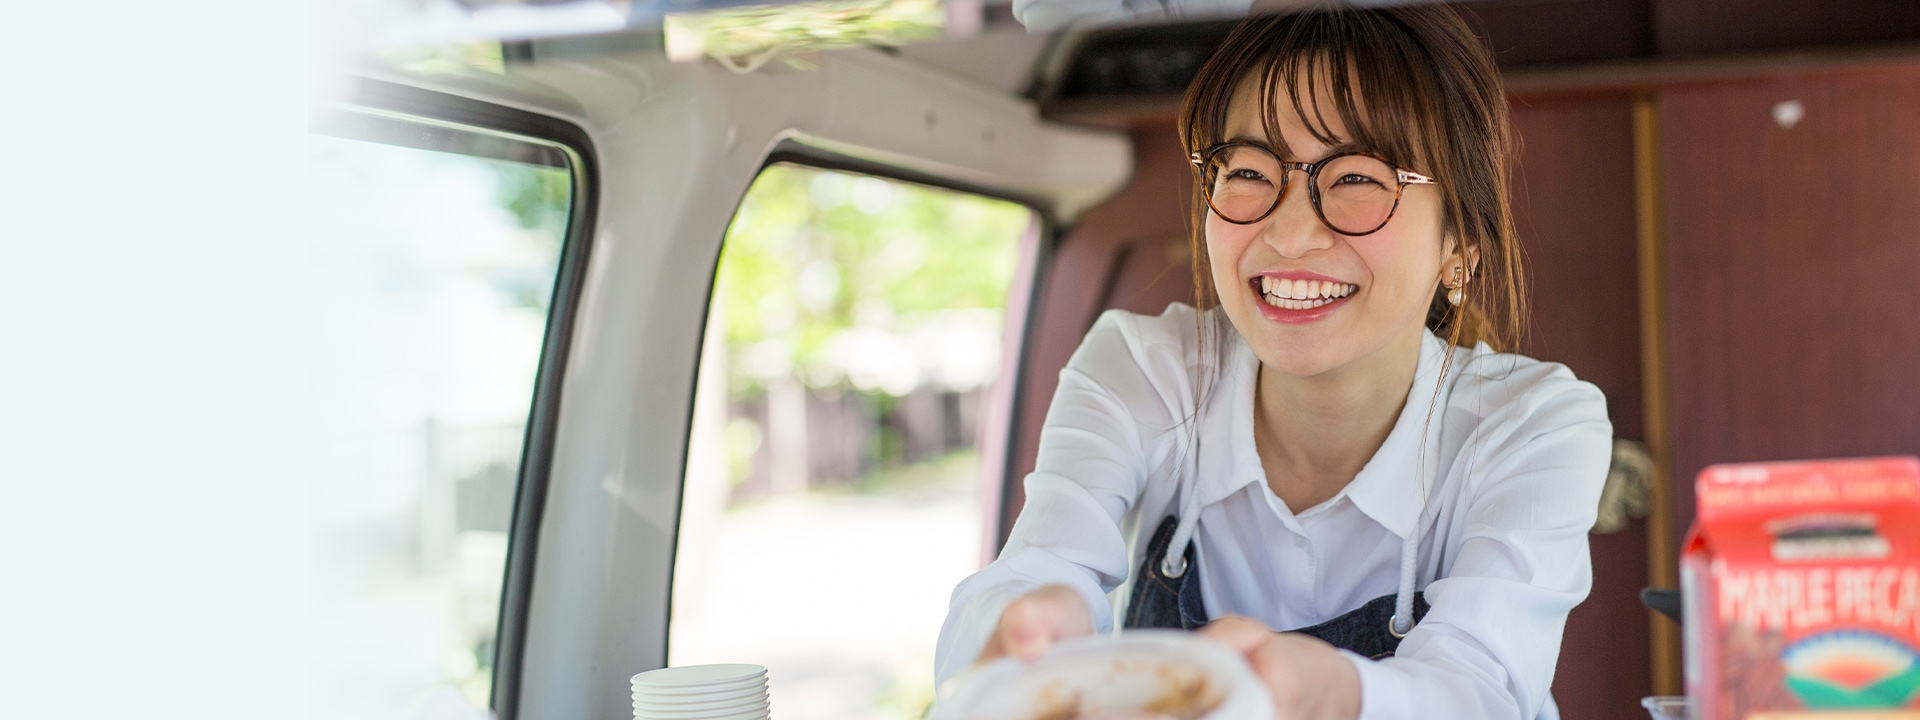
[1340,330,1451,539]
[1207,329,1452,539]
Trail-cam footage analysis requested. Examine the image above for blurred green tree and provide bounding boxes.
[714,164,1031,397]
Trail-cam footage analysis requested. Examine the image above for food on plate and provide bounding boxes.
[930,631,1263,720]
[1028,666,1219,720]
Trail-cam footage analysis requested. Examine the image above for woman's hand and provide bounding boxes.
[974,584,1094,664]
[1199,615,1361,720]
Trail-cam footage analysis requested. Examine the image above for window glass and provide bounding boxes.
[308,128,571,720]
[671,164,1034,720]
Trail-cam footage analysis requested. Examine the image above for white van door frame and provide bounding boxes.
[332,44,1131,720]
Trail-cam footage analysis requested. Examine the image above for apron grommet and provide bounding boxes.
[1159,555,1187,578]
[1388,614,1412,638]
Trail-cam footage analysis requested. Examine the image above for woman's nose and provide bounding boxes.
[1259,175,1336,258]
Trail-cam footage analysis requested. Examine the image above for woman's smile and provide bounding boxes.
[1203,71,1450,379]
[1247,272,1359,324]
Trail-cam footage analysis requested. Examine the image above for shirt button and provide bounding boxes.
[1294,536,1310,549]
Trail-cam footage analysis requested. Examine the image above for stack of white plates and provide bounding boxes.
[630,664,771,720]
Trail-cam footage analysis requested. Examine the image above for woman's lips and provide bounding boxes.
[1248,276,1357,324]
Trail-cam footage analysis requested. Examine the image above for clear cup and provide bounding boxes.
[1641,696,1687,720]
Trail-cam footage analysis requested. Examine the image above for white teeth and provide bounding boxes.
[1264,295,1331,310]
[1256,278,1358,308]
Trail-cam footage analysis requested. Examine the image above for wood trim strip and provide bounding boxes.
[1038,43,1920,127]
[1633,93,1682,698]
[1504,41,1920,95]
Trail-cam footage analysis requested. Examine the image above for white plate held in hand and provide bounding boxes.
[930,630,1274,720]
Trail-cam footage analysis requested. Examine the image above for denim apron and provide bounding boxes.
[1122,514,1431,660]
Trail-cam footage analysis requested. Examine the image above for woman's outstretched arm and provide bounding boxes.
[934,307,1196,684]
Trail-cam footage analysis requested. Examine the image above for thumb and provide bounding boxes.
[1196,615,1272,658]
[999,585,1094,660]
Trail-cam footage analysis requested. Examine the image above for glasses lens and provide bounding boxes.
[1207,146,1284,223]
[1315,155,1401,234]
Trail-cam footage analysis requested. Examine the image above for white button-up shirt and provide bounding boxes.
[935,304,1612,720]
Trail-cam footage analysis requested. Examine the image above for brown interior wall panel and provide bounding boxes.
[1460,0,1654,67]
[1099,237,1194,315]
[1658,65,1920,541]
[1654,0,1920,57]
[1001,122,1196,543]
[1510,96,1647,440]
[1508,94,1652,720]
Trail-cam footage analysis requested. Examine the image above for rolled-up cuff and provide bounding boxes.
[933,550,1114,685]
[1340,649,1410,720]
[935,581,1028,685]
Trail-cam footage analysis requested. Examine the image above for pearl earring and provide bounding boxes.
[1447,266,1466,306]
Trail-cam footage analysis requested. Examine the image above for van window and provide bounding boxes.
[308,126,572,720]
[671,164,1036,719]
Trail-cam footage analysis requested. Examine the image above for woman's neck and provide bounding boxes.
[1253,327,1425,513]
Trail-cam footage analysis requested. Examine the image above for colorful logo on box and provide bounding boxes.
[1781,631,1920,708]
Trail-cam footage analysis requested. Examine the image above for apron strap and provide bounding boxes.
[1391,531,1419,636]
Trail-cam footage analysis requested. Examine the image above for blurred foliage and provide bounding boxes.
[850,448,976,495]
[716,164,1030,396]
[665,0,943,71]
[384,41,508,77]
[488,163,571,308]
[496,164,571,234]
[481,159,1028,398]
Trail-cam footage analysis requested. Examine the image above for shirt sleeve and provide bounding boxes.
[932,309,1189,685]
[1344,371,1613,720]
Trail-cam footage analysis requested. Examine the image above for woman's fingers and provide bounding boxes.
[1197,615,1299,705]
[1199,616,1362,720]
[977,584,1094,663]
[1000,585,1094,659]
[1195,614,1271,655]
[1198,616,1300,712]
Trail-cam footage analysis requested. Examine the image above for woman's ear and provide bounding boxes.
[1435,239,1482,289]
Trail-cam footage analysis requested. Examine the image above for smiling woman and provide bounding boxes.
[936,7,1612,720]
[1178,6,1526,361]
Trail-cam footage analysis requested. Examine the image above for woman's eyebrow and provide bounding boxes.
[1318,141,1370,159]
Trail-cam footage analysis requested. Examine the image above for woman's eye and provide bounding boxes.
[1335,173,1385,187]
[1225,168,1270,183]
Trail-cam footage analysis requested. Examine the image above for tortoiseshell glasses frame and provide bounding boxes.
[1189,142,1438,236]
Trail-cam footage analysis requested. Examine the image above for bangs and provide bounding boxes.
[1179,6,1521,353]
[1213,11,1448,175]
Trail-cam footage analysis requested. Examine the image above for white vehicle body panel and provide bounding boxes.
[335,46,1130,719]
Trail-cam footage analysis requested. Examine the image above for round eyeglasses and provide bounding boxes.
[1189,143,1438,236]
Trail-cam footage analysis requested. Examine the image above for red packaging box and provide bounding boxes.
[1682,457,1920,720]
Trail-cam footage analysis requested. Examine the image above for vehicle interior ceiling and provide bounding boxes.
[320,0,1920,718]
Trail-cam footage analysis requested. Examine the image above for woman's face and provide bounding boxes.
[1206,77,1455,380]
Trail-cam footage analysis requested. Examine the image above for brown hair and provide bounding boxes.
[1177,4,1527,353]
